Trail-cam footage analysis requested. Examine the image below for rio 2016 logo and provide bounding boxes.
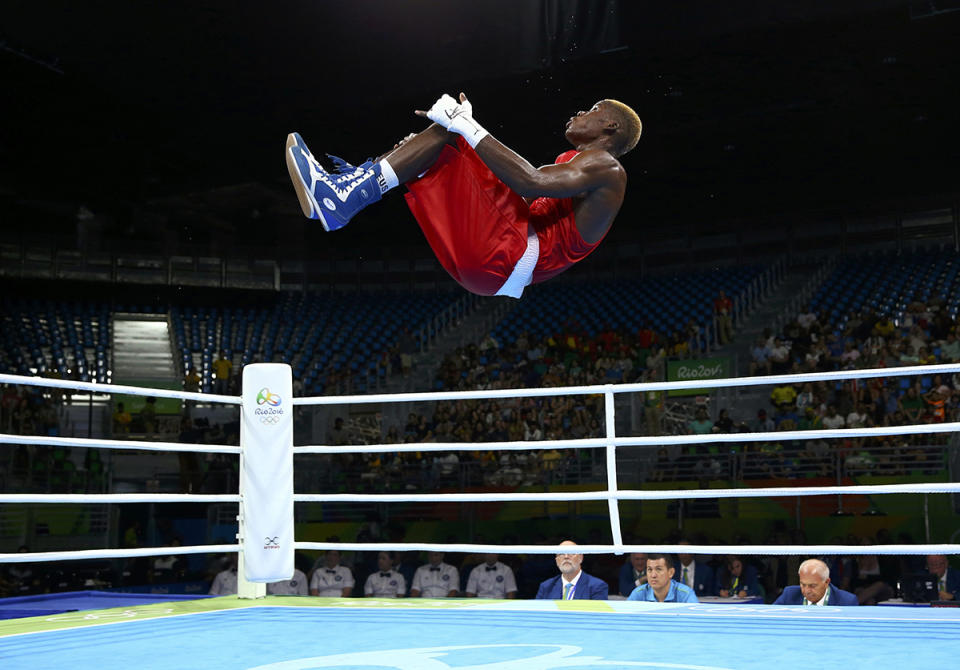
[257,388,282,406]
[254,387,284,425]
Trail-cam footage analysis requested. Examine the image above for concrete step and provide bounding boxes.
[112,314,178,383]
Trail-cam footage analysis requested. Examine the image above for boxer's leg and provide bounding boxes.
[286,124,453,230]
[376,124,456,183]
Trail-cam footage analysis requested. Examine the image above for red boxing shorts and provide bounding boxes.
[404,137,530,296]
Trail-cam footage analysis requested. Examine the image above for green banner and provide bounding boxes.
[113,380,182,415]
[665,357,730,396]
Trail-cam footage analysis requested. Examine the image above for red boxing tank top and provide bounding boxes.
[528,149,606,285]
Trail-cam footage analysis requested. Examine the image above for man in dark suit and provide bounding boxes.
[535,540,608,600]
[927,554,959,601]
[773,558,858,606]
[674,539,715,597]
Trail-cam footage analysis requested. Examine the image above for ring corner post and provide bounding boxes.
[238,363,294,599]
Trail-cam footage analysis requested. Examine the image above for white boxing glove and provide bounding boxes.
[423,93,489,149]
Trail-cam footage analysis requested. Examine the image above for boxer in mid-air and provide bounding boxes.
[286,93,640,298]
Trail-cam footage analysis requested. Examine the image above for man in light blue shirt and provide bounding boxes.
[628,554,698,603]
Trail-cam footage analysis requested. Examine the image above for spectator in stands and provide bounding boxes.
[618,552,648,597]
[140,397,157,434]
[326,417,349,445]
[900,345,920,365]
[112,402,132,435]
[840,342,862,368]
[772,558,858,606]
[749,338,771,376]
[773,403,800,430]
[268,568,309,595]
[151,538,185,583]
[713,290,734,345]
[846,403,869,429]
[899,387,925,423]
[924,388,947,423]
[535,540,608,600]
[850,542,895,605]
[364,551,406,597]
[183,366,201,393]
[668,330,689,358]
[821,405,845,430]
[713,409,734,433]
[874,315,896,338]
[310,549,355,597]
[797,306,818,331]
[923,554,957,602]
[688,408,713,435]
[716,555,761,598]
[465,553,517,599]
[767,338,791,375]
[410,552,459,597]
[212,351,233,395]
[751,409,775,432]
[770,384,797,411]
[940,331,960,362]
[674,539,715,597]
[643,389,664,436]
[627,554,698,603]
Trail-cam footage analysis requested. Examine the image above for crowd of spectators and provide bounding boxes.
[660,301,960,481]
[315,318,716,491]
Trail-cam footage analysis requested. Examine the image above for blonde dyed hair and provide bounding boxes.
[603,99,642,156]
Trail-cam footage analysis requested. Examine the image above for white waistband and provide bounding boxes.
[495,226,539,299]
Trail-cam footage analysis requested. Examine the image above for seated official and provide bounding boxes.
[310,549,355,597]
[535,540,608,600]
[617,552,647,598]
[627,554,698,603]
[267,568,309,596]
[715,555,762,599]
[364,551,406,598]
[410,551,459,597]
[208,556,238,596]
[927,554,959,601]
[674,540,715,597]
[465,553,517,599]
[773,558,858,606]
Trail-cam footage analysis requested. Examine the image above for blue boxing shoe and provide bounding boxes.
[285,132,384,231]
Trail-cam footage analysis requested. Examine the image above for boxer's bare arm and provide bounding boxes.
[472,139,624,200]
[472,139,627,244]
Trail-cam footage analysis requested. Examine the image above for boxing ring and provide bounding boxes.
[2,364,960,669]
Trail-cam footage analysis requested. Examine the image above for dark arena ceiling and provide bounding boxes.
[2,1,959,261]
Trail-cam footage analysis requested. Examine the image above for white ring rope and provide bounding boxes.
[294,421,960,455]
[0,545,238,564]
[0,482,955,507]
[290,363,960,405]
[0,494,239,504]
[294,542,960,557]
[0,432,240,453]
[0,421,953,456]
[292,482,960,504]
[0,372,240,404]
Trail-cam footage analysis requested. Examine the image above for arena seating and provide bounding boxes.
[169,290,465,394]
[0,298,111,383]
[810,251,960,329]
[492,266,765,347]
